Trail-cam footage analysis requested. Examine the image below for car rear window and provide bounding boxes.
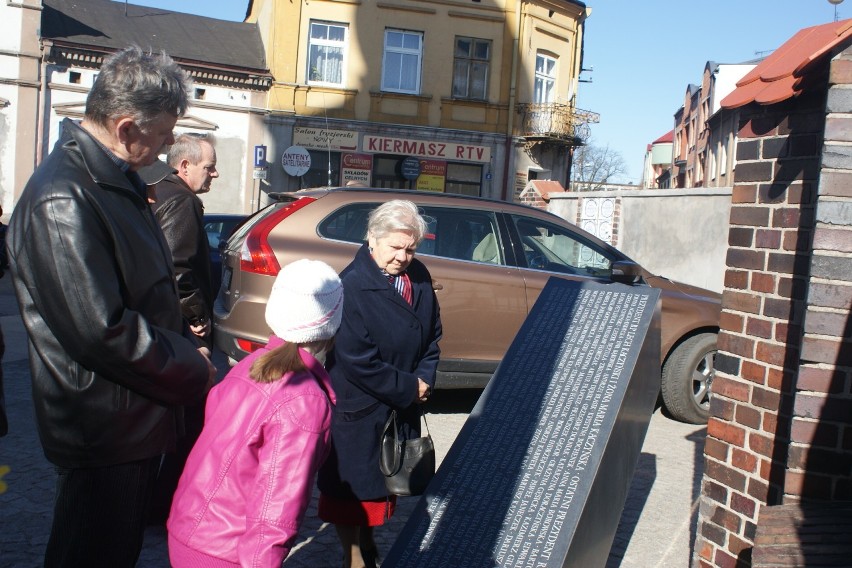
[318,203,374,244]
[419,207,501,264]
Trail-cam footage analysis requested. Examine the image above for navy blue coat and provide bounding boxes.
[318,244,442,501]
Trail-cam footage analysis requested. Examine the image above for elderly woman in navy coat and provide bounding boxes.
[318,199,442,568]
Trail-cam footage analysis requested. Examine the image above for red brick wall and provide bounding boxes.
[793,51,852,501]
[695,50,852,567]
[518,190,547,209]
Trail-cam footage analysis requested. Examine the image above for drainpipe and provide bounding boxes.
[501,0,524,201]
[35,40,51,167]
[566,7,590,187]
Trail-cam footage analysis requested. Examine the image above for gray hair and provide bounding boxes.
[85,46,192,132]
[367,200,428,244]
[166,133,215,166]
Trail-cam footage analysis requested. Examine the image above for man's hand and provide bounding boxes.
[190,320,211,338]
[197,346,217,393]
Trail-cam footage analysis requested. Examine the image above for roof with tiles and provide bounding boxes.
[42,0,268,73]
[721,19,852,109]
[520,180,566,201]
[653,130,674,144]
[529,180,567,198]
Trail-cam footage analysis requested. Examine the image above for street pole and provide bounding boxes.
[829,0,844,22]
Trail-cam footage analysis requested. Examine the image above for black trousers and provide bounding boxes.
[0,327,6,437]
[44,455,161,568]
[148,400,205,524]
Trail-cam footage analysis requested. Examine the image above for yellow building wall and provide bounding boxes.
[249,0,586,136]
[516,1,584,105]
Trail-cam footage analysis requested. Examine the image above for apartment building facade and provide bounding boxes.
[247,0,597,201]
[641,129,673,188]
[672,61,756,189]
[0,0,273,214]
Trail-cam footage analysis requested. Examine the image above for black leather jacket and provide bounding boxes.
[151,174,213,337]
[7,118,210,468]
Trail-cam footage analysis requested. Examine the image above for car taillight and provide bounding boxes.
[239,197,316,275]
[237,337,266,353]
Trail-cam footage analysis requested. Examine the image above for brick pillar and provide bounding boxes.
[790,50,852,501]
[693,89,824,566]
[695,47,852,567]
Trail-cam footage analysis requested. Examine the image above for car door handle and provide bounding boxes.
[432,281,444,291]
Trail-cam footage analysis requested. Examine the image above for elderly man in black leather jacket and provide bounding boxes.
[6,46,215,568]
[143,133,218,348]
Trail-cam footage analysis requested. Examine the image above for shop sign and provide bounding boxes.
[401,156,421,180]
[282,145,311,177]
[416,160,446,192]
[363,135,491,163]
[341,153,373,186]
[293,127,358,151]
[254,145,267,168]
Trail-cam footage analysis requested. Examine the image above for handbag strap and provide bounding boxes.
[385,406,431,438]
[384,409,399,444]
[419,404,431,437]
[381,409,402,476]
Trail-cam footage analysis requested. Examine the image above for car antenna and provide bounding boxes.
[324,95,332,187]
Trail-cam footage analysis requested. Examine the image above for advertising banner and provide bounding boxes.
[415,160,446,192]
[341,153,373,186]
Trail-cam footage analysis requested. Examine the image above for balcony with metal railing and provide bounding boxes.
[516,102,600,145]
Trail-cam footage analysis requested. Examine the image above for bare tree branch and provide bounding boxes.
[571,139,627,191]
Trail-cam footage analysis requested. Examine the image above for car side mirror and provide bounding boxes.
[611,260,646,285]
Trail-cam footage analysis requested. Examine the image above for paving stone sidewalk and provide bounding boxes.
[0,271,706,567]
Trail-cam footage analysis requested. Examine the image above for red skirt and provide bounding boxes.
[318,493,397,526]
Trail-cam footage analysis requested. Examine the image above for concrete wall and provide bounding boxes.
[0,0,42,219]
[547,187,732,293]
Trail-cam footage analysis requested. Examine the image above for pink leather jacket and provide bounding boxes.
[167,336,336,567]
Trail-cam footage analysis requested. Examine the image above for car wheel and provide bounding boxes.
[661,332,717,424]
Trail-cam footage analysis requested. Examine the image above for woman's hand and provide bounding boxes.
[417,378,431,403]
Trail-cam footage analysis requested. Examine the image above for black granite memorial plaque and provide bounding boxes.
[384,277,662,567]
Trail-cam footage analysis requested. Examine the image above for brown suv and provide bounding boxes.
[214,187,720,424]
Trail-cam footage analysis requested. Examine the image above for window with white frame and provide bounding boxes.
[534,53,556,103]
[382,29,423,94]
[308,21,347,86]
[452,37,490,100]
[710,147,717,180]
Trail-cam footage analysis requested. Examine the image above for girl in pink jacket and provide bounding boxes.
[167,259,343,567]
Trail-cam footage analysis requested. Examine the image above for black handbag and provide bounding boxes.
[380,407,435,496]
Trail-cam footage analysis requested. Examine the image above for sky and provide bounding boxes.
[117,0,845,184]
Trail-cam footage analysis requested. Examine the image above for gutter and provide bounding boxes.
[502,0,525,201]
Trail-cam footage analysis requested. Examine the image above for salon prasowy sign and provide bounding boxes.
[363,135,491,163]
[282,145,311,177]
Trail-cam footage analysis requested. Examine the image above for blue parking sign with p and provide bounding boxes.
[254,145,267,168]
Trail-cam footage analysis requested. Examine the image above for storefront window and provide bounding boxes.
[445,163,482,196]
[303,150,341,188]
[368,155,482,194]
[372,155,415,189]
